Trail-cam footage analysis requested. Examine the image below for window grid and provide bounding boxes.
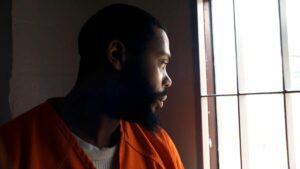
[232,0,243,167]
[278,0,291,168]
[199,0,300,169]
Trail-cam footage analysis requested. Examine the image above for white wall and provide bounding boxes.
[10,0,199,168]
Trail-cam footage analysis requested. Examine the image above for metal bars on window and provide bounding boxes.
[197,0,300,169]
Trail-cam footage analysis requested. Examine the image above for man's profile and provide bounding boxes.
[0,4,184,169]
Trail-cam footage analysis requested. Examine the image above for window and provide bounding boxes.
[197,0,300,169]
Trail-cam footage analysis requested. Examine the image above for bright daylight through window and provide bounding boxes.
[197,0,300,169]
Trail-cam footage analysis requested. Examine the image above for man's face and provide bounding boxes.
[106,27,172,131]
[141,28,172,112]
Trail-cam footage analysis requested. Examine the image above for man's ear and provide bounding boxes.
[106,40,126,71]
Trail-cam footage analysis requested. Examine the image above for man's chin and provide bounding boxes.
[150,106,159,115]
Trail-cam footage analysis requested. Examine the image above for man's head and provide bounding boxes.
[76,4,172,131]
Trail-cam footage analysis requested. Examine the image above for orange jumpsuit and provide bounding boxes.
[0,101,184,169]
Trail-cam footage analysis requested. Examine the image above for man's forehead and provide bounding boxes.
[149,28,170,55]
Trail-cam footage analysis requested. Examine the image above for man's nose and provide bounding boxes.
[163,72,172,88]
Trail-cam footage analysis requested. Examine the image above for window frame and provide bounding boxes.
[195,0,300,169]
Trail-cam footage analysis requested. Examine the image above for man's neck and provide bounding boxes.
[49,92,121,149]
[80,115,120,148]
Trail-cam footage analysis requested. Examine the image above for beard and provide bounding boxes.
[108,66,167,131]
[85,61,167,132]
[107,79,167,131]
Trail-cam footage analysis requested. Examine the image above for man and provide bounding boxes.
[0,4,184,169]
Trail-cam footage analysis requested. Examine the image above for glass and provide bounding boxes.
[198,0,208,96]
[201,97,211,169]
[234,0,283,93]
[216,96,241,169]
[285,0,300,90]
[239,94,288,169]
[211,0,238,95]
[286,93,300,169]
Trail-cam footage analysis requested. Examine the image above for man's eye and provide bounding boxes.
[161,59,169,64]
[160,61,168,69]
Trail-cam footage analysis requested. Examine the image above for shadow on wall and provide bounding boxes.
[0,0,12,125]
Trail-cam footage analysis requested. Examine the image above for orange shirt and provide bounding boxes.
[0,101,184,169]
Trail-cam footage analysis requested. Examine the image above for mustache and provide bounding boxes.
[155,90,168,99]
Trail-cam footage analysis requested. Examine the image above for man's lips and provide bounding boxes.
[157,95,168,109]
[160,95,168,102]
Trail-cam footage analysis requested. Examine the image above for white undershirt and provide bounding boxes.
[73,134,118,169]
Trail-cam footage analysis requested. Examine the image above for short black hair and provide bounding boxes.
[77,3,166,79]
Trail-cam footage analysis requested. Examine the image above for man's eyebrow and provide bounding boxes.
[159,55,171,63]
[161,52,171,60]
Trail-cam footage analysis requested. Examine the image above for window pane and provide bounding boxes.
[235,0,283,93]
[239,94,288,169]
[198,0,208,95]
[201,97,211,169]
[285,0,300,90]
[286,93,300,169]
[211,0,237,94]
[216,96,241,169]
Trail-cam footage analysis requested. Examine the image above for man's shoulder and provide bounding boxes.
[0,101,50,168]
[0,102,55,145]
[0,102,46,130]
